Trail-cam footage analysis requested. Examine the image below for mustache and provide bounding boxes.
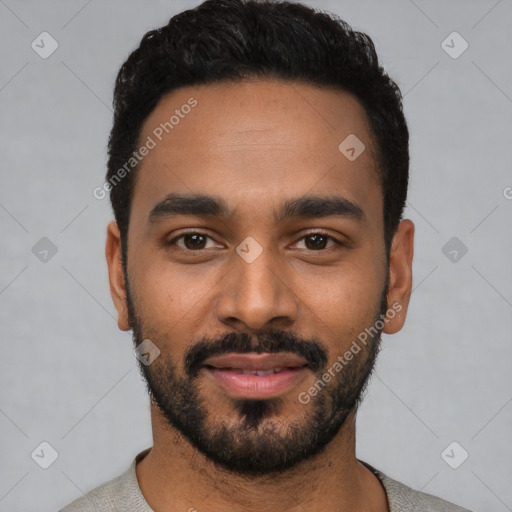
[185,330,328,376]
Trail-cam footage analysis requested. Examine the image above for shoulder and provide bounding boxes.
[361,461,474,512]
[59,449,152,512]
[59,472,123,512]
[381,473,473,511]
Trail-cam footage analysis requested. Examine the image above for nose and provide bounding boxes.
[214,244,298,332]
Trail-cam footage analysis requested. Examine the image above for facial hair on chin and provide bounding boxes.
[125,275,388,475]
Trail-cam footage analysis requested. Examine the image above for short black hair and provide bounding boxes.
[107,0,409,261]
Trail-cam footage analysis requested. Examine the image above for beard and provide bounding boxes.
[126,275,388,476]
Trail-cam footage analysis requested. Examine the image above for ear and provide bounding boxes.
[383,219,414,335]
[105,221,131,331]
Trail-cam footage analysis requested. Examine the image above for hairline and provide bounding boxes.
[120,75,387,256]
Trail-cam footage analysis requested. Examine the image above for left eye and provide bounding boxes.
[168,232,341,252]
[294,233,340,251]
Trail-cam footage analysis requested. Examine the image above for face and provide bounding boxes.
[106,79,414,475]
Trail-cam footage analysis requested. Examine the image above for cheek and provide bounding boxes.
[306,260,384,345]
[130,258,218,336]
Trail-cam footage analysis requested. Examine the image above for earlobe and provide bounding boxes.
[383,219,414,335]
[105,221,131,331]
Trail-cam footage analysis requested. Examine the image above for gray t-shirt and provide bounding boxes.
[59,448,472,512]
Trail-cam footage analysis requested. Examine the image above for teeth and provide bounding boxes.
[239,367,284,376]
[256,369,274,376]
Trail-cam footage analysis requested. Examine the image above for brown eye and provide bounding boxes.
[295,233,340,251]
[169,232,218,251]
[304,234,328,250]
[182,234,207,250]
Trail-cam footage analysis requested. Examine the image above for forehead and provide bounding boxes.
[130,79,381,229]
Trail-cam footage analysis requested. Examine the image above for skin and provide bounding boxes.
[105,78,414,512]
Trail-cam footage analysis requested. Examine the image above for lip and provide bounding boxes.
[203,352,308,371]
[203,352,309,399]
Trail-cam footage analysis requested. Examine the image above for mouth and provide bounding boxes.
[202,352,309,399]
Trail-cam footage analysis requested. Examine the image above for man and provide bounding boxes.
[61,0,472,510]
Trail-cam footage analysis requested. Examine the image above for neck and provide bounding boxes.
[136,402,389,512]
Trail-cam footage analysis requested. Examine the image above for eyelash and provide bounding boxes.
[167,230,345,252]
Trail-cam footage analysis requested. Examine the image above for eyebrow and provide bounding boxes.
[148,193,365,225]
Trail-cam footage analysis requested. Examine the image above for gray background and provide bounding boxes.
[1,0,511,510]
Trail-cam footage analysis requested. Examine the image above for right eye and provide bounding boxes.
[167,232,222,251]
